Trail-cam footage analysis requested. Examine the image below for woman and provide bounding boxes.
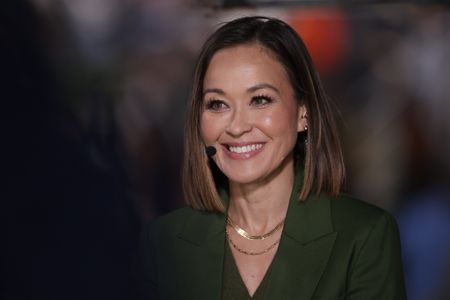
[140,16,406,299]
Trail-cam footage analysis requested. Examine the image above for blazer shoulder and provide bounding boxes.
[329,195,407,299]
[144,206,222,242]
[330,194,398,232]
[145,206,195,237]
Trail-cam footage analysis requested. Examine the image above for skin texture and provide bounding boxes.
[200,44,308,296]
[201,44,306,186]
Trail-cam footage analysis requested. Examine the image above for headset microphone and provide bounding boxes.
[205,146,217,157]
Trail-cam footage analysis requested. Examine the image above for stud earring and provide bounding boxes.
[304,125,308,151]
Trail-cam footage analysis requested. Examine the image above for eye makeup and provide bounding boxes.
[204,99,228,111]
[251,94,274,106]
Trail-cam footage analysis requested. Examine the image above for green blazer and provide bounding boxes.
[140,176,407,300]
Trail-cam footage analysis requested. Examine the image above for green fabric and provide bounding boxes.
[221,242,272,299]
[139,171,407,299]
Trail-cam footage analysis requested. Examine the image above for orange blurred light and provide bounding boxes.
[288,8,350,76]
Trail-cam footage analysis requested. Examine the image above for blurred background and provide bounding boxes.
[2,0,450,299]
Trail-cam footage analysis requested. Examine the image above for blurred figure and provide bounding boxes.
[397,102,450,300]
[3,1,139,299]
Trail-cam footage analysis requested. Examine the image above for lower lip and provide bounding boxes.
[222,144,265,160]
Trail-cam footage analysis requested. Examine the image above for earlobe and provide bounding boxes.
[297,105,308,132]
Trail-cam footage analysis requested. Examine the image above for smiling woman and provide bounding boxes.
[139,16,407,300]
[201,44,304,186]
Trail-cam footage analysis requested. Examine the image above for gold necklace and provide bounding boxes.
[227,217,284,240]
[226,229,280,256]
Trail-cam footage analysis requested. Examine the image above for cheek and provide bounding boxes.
[200,114,221,144]
[260,108,298,138]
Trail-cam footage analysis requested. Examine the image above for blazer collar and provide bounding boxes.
[177,169,337,300]
[179,169,334,247]
[178,185,228,245]
[283,171,334,244]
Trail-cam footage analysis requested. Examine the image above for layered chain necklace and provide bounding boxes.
[227,217,284,240]
[226,216,285,256]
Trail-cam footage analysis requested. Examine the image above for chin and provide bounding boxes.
[221,167,270,185]
[226,175,264,185]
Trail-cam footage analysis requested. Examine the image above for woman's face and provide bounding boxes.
[200,44,307,185]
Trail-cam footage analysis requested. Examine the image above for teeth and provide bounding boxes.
[229,144,263,154]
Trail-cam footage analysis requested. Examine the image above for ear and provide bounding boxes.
[297,104,308,132]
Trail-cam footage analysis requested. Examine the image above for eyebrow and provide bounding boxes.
[203,83,280,97]
[203,88,225,96]
[247,83,280,94]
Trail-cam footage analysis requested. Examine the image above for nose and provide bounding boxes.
[225,107,252,137]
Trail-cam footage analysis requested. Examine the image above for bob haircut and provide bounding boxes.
[183,16,345,212]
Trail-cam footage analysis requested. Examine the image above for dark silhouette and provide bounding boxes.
[2,1,140,299]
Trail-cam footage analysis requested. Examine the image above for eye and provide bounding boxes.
[251,95,273,106]
[205,99,228,111]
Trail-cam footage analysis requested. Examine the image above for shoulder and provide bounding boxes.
[143,206,221,242]
[331,193,395,224]
[327,195,406,298]
[144,206,196,238]
[329,193,400,242]
[308,195,407,299]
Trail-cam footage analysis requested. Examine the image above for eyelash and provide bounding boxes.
[204,94,274,111]
[251,94,273,106]
[205,99,227,111]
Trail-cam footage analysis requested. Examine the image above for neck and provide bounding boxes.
[227,156,295,235]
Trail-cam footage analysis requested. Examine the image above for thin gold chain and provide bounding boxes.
[226,229,280,256]
[227,216,284,240]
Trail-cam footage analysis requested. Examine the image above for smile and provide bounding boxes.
[222,142,265,160]
[228,143,263,153]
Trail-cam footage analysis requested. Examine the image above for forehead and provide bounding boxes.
[203,44,291,92]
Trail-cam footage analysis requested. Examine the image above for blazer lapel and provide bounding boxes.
[175,173,337,300]
[265,176,337,300]
[177,206,227,300]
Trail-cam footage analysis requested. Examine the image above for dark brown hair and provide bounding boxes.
[183,16,345,212]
